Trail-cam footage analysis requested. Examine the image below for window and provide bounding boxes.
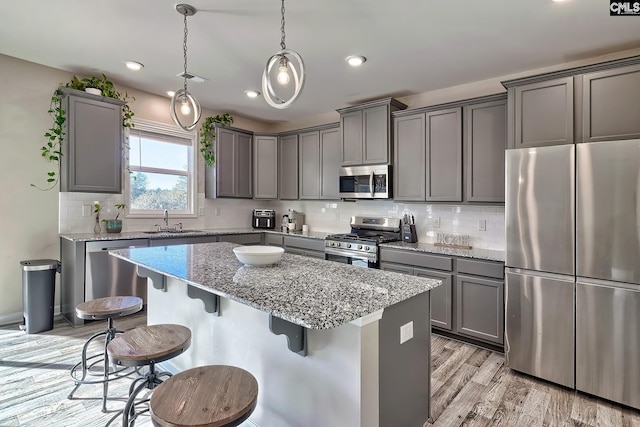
[125,119,197,217]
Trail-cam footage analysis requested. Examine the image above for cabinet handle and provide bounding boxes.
[370,171,374,198]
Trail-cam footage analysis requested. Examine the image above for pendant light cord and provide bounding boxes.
[280,0,286,50]
[183,11,189,94]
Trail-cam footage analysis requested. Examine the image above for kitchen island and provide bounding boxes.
[111,242,441,427]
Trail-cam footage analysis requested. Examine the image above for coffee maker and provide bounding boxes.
[286,209,305,231]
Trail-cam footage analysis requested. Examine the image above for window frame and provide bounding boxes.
[124,118,198,219]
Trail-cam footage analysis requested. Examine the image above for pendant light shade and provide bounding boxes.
[170,4,202,131]
[262,0,305,109]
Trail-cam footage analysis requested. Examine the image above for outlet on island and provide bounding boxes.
[400,321,414,344]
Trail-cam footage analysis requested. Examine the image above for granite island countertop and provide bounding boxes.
[110,242,441,330]
[381,241,505,262]
[59,228,329,242]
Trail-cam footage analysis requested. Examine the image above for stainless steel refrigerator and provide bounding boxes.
[506,139,640,409]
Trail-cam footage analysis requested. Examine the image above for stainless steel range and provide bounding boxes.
[325,216,401,268]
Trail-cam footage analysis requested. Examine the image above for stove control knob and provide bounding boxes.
[365,246,371,251]
[357,245,363,250]
[331,242,337,247]
[347,243,352,248]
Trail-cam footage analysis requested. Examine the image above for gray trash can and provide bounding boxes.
[20,259,60,334]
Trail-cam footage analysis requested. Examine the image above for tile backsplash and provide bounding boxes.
[59,193,504,250]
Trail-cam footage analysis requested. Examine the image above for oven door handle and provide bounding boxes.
[324,246,377,262]
[370,171,375,198]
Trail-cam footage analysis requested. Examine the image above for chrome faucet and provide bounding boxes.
[163,209,169,228]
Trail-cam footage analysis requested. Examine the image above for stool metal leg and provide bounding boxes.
[67,328,108,399]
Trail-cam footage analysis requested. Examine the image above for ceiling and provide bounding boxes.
[2,0,640,123]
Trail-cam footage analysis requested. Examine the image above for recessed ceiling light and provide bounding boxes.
[245,90,261,98]
[346,55,367,67]
[166,90,175,97]
[125,60,144,71]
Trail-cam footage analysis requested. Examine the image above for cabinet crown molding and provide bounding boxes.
[392,93,506,118]
[59,87,125,106]
[336,97,407,114]
[501,54,640,89]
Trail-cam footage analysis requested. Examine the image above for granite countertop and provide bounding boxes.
[110,242,441,330]
[380,241,505,262]
[59,228,329,243]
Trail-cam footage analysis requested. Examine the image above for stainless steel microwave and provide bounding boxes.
[339,165,392,199]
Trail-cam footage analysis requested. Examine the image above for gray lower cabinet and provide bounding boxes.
[264,233,284,247]
[464,99,507,202]
[207,127,252,198]
[149,236,219,246]
[279,134,299,200]
[59,88,124,193]
[253,135,278,199]
[219,234,263,245]
[283,235,325,258]
[455,274,504,344]
[379,247,504,348]
[582,63,640,143]
[415,268,453,331]
[510,76,575,148]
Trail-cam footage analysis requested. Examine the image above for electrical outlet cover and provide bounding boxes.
[400,321,414,344]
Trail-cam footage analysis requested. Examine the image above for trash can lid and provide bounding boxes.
[20,259,60,271]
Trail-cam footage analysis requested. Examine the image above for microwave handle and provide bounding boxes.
[370,171,374,198]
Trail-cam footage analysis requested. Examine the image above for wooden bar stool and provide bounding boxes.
[68,296,143,412]
[149,365,258,427]
[107,324,192,426]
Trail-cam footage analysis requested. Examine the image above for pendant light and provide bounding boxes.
[170,4,202,131]
[262,0,306,109]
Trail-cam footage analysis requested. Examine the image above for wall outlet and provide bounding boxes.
[400,321,414,344]
[82,205,91,217]
[478,219,487,231]
[214,207,220,216]
[198,207,205,216]
[433,217,440,228]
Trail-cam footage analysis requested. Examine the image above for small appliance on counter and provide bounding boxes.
[286,209,305,231]
[402,214,418,243]
[252,209,276,229]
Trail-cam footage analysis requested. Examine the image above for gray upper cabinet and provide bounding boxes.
[337,98,407,166]
[425,107,462,202]
[511,77,574,148]
[340,110,363,165]
[394,113,426,201]
[60,88,124,193]
[464,99,507,202]
[206,127,252,198]
[299,131,320,199]
[582,64,640,143]
[320,127,340,199]
[279,134,299,200]
[253,135,278,199]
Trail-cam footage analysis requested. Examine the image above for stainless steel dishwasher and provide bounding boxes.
[85,239,149,303]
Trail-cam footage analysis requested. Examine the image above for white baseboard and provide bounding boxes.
[0,305,61,327]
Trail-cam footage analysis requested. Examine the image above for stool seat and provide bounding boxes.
[107,324,191,367]
[75,296,143,320]
[150,365,258,427]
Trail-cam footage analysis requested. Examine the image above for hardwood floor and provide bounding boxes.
[1,315,639,426]
[428,334,640,427]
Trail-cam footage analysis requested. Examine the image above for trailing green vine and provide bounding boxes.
[32,74,136,190]
[199,113,234,167]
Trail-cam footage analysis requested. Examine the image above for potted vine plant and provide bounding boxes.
[199,113,234,167]
[33,74,135,190]
[103,203,126,234]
